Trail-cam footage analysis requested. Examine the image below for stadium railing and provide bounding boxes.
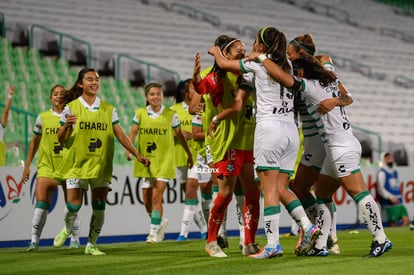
[352,125,383,165]
[167,2,221,27]
[115,53,181,97]
[0,12,5,38]
[29,24,92,68]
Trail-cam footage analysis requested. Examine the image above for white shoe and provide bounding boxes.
[146,234,159,244]
[206,241,227,258]
[329,242,341,255]
[157,218,169,242]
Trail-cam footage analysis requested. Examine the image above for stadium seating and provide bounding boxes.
[0,37,149,165]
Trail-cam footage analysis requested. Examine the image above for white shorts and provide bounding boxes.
[140,177,170,189]
[176,166,189,184]
[254,120,299,174]
[322,136,362,178]
[66,178,112,191]
[301,134,326,170]
[196,153,212,183]
[176,164,199,183]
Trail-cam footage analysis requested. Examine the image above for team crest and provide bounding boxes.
[226,162,234,172]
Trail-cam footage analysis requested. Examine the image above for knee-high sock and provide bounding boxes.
[302,196,318,224]
[70,209,81,242]
[331,203,338,241]
[88,201,105,245]
[213,185,228,238]
[30,201,49,244]
[179,199,196,238]
[354,191,387,243]
[201,191,212,225]
[290,219,299,235]
[207,193,232,243]
[193,200,208,234]
[314,199,333,250]
[244,189,260,245]
[286,199,312,232]
[234,191,245,244]
[263,206,281,247]
[65,202,81,235]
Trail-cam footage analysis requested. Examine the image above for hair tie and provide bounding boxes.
[222,38,240,53]
[260,27,270,49]
[291,39,315,55]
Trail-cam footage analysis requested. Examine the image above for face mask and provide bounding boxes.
[386,161,393,168]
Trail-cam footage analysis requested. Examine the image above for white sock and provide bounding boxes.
[88,210,104,245]
[64,207,78,235]
[305,202,318,224]
[314,202,332,250]
[201,197,211,225]
[235,194,245,245]
[193,201,207,234]
[31,208,48,244]
[150,223,161,237]
[71,210,81,242]
[179,204,195,238]
[290,205,312,232]
[358,194,387,243]
[290,219,299,235]
[331,206,338,241]
[264,213,280,247]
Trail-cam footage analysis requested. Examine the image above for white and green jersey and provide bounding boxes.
[299,79,353,146]
[34,110,65,178]
[298,62,337,139]
[55,96,117,181]
[132,105,179,179]
[240,59,295,124]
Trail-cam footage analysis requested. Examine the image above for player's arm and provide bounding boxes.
[174,126,193,169]
[114,123,149,167]
[317,83,353,114]
[208,46,242,73]
[208,88,249,138]
[1,86,15,127]
[21,134,41,184]
[57,110,76,144]
[126,123,139,161]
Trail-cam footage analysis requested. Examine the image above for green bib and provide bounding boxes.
[54,99,114,181]
[133,107,176,179]
[37,110,66,178]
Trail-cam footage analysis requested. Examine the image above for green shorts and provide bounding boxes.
[385,204,409,223]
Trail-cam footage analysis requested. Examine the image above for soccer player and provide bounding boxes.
[127,82,193,243]
[53,68,150,255]
[195,36,262,258]
[208,27,321,259]
[287,33,354,255]
[173,79,208,241]
[23,84,81,251]
[0,85,15,166]
[255,49,392,257]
